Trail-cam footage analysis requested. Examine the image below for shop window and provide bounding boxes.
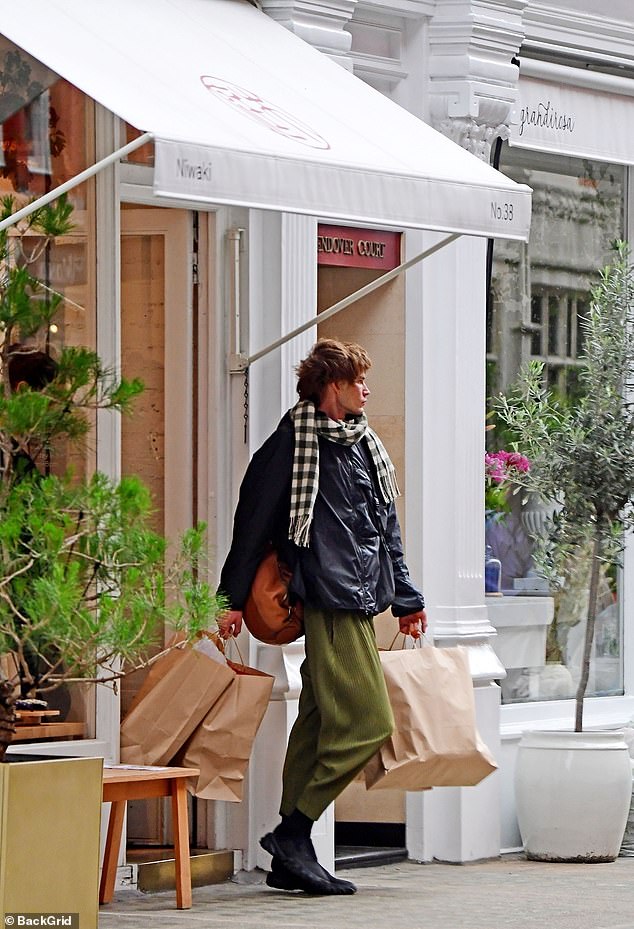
[0,39,97,733]
[525,288,589,399]
[487,145,625,705]
[123,122,155,166]
[0,41,96,473]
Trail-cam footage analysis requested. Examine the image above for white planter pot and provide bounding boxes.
[515,730,632,862]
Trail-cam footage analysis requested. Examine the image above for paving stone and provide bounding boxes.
[98,856,634,929]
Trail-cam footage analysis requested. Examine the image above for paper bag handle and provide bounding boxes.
[386,631,429,651]
[198,629,246,665]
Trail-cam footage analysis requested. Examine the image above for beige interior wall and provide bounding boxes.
[335,772,405,825]
[118,207,192,730]
[119,229,167,729]
[120,232,166,536]
[317,266,406,825]
[317,268,405,496]
[118,207,194,845]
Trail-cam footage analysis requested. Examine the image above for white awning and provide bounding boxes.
[0,0,531,240]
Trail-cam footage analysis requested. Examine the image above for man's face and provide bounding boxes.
[335,373,370,418]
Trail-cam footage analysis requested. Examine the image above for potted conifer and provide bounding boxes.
[494,241,634,862]
[0,195,225,923]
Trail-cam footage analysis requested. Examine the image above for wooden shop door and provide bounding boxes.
[119,206,194,845]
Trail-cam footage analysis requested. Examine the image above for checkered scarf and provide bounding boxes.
[288,399,400,547]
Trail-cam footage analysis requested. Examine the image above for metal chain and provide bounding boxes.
[243,366,249,443]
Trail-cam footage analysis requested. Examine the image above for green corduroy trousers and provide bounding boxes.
[280,607,394,822]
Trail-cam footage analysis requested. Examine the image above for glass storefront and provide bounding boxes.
[0,39,97,727]
[487,144,625,705]
[124,122,154,166]
[0,39,96,479]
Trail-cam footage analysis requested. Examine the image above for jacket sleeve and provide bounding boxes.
[384,502,426,617]
[217,420,293,610]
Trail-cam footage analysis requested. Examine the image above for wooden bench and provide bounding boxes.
[13,709,85,742]
[12,721,85,741]
[100,764,200,910]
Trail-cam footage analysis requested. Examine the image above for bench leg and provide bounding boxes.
[171,779,192,909]
[100,799,126,904]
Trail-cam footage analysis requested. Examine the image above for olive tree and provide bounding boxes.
[495,242,634,731]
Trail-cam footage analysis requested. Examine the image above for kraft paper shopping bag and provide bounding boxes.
[365,642,497,790]
[175,639,274,802]
[120,643,234,766]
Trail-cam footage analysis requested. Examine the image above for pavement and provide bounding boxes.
[98,854,634,929]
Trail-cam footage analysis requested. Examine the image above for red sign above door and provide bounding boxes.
[317,224,401,270]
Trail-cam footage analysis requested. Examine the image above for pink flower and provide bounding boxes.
[506,452,530,472]
[485,449,530,513]
[485,450,530,484]
[485,453,506,483]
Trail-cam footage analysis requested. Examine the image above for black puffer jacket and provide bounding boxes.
[218,414,425,618]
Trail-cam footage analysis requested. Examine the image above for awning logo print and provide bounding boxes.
[200,76,330,150]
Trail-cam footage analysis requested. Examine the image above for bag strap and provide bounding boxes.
[386,631,427,651]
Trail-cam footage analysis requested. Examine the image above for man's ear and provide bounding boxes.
[321,381,337,403]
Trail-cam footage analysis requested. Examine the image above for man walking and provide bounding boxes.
[218,338,426,895]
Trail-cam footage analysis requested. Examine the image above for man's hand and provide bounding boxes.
[218,609,243,639]
[398,609,427,640]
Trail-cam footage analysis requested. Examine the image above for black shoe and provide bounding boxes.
[287,831,357,893]
[260,832,338,895]
[267,856,357,895]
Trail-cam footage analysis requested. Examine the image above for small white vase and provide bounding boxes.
[515,729,632,862]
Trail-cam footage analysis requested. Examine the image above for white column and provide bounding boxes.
[396,0,528,863]
[94,105,121,759]
[428,0,528,160]
[404,231,505,863]
[250,642,335,874]
[245,212,316,447]
[280,213,318,410]
[227,212,333,871]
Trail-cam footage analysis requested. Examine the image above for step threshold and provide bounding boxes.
[335,846,408,869]
[126,847,234,893]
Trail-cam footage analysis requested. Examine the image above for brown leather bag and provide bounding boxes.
[243,547,304,645]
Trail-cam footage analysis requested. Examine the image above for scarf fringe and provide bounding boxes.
[289,514,312,548]
[365,427,400,505]
[379,467,400,503]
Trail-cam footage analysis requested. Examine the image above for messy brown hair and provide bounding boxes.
[296,338,371,404]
